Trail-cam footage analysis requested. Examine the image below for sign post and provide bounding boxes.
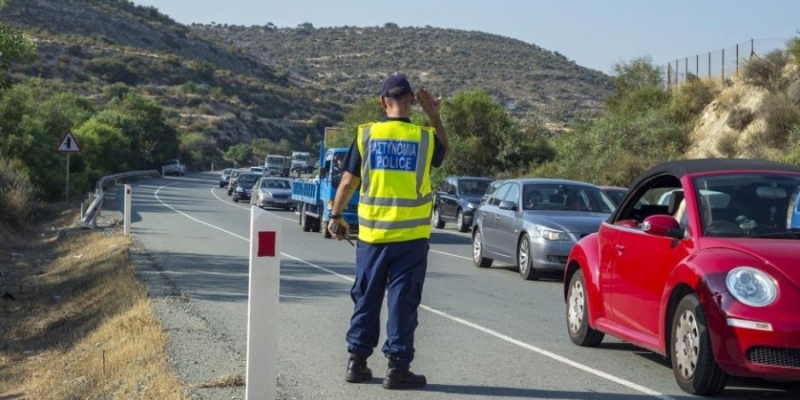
[56,131,81,202]
[123,185,132,236]
[245,206,281,400]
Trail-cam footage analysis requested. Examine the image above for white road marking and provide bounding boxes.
[152,183,674,400]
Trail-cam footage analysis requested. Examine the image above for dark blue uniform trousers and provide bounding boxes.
[346,238,429,368]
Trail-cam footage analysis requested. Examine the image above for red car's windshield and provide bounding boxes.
[692,173,800,238]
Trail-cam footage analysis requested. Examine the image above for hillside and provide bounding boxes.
[0,0,345,163]
[192,24,614,123]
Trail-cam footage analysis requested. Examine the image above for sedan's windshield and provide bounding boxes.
[459,179,491,196]
[523,184,615,213]
[238,174,260,184]
[693,173,800,238]
[261,179,290,189]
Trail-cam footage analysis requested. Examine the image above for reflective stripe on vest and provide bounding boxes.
[357,122,434,243]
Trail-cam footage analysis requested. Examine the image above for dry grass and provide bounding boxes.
[0,207,187,400]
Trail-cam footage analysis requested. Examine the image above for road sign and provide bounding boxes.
[57,131,81,153]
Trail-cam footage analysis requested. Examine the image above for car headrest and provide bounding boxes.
[668,190,684,215]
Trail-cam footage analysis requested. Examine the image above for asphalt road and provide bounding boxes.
[114,172,800,400]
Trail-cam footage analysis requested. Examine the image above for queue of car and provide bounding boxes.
[220,166,300,210]
[213,159,800,396]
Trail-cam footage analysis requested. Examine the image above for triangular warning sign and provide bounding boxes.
[57,131,81,153]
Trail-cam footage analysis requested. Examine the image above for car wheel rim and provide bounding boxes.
[473,232,482,262]
[568,279,585,334]
[457,212,463,229]
[674,309,700,380]
[432,209,440,225]
[519,237,529,273]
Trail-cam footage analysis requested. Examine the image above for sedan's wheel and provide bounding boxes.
[671,294,728,396]
[566,270,604,346]
[472,229,492,268]
[518,234,540,281]
[456,209,469,232]
[432,207,445,229]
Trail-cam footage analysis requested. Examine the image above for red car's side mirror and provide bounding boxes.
[642,215,683,239]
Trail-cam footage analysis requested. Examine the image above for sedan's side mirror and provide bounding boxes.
[642,215,683,239]
[498,201,517,211]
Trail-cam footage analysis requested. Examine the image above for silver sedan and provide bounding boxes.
[472,179,615,280]
[251,177,296,210]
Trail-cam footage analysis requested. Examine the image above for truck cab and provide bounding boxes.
[292,147,360,238]
[265,155,291,177]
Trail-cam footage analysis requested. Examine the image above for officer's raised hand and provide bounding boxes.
[416,87,441,120]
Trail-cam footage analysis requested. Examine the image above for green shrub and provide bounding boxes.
[742,50,790,91]
[753,93,800,148]
[716,132,740,157]
[0,158,35,227]
[727,107,754,130]
[669,79,718,123]
[788,37,800,66]
[788,80,800,107]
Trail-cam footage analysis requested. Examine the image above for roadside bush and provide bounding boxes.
[788,37,800,66]
[716,132,740,158]
[752,93,800,148]
[726,107,754,130]
[742,50,790,92]
[788,80,800,107]
[669,79,718,124]
[0,158,35,227]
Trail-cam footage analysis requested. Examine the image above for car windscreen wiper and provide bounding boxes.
[747,230,800,239]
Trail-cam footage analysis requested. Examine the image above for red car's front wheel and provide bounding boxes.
[670,294,728,396]
[566,269,604,347]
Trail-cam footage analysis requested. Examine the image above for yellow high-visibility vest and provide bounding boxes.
[356,121,435,244]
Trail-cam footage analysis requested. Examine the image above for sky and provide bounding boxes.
[133,0,800,74]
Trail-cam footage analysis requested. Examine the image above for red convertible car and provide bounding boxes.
[564,158,800,396]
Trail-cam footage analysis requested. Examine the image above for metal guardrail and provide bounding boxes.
[79,170,161,228]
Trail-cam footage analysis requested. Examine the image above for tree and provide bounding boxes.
[606,56,667,115]
[224,143,253,167]
[0,3,36,87]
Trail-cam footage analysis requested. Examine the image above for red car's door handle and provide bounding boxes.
[615,245,625,252]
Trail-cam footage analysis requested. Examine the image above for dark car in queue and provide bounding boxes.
[472,179,615,280]
[564,158,800,396]
[598,186,629,206]
[219,168,233,188]
[251,177,296,210]
[432,176,492,232]
[232,173,261,203]
[480,180,505,206]
[227,169,243,196]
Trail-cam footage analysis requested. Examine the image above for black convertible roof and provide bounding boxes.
[630,158,800,188]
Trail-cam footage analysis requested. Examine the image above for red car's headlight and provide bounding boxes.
[725,266,778,307]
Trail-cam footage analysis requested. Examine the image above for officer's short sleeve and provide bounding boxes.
[341,140,362,177]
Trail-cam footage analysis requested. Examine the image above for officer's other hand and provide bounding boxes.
[328,219,349,240]
[416,87,441,119]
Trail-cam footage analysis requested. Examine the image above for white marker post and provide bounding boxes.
[123,184,132,236]
[245,206,281,400]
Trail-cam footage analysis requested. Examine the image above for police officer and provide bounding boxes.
[327,74,448,390]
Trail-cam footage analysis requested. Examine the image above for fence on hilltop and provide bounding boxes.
[665,38,790,88]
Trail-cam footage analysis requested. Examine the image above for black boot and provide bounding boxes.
[383,362,427,390]
[345,355,372,383]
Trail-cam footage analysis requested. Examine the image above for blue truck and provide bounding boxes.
[291,143,360,238]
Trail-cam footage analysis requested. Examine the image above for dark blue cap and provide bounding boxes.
[380,74,412,98]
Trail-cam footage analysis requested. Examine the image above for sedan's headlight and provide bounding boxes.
[535,225,571,241]
[236,187,244,192]
[725,267,778,307]
[467,202,477,210]
[263,191,272,197]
